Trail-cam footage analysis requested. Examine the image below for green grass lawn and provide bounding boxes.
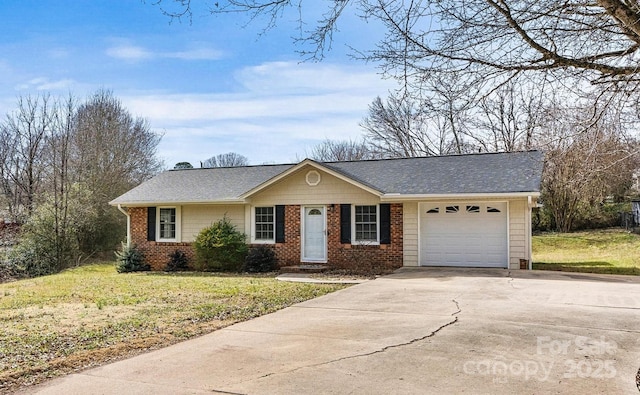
[533,228,640,275]
[0,264,347,393]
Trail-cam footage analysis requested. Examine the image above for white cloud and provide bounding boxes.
[106,44,151,61]
[106,44,224,62]
[121,61,397,166]
[170,48,224,60]
[235,61,390,93]
[15,77,76,91]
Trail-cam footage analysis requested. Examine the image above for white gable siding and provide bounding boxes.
[250,166,379,206]
[181,205,245,243]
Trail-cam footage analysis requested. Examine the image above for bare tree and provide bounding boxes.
[469,79,546,152]
[201,152,249,168]
[71,90,163,251]
[72,90,163,191]
[307,139,380,161]
[539,102,638,231]
[153,1,640,89]
[361,89,475,158]
[0,95,53,222]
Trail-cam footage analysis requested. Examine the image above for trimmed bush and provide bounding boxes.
[165,249,189,272]
[115,243,149,273]
[194,217,248,272]
[244,245,277,273]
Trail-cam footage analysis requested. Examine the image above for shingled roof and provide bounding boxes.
[110,150,544,206]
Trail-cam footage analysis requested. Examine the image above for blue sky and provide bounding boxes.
[0,1,395,167]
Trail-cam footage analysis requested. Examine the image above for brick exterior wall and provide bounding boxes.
[272,205,301,266]
[129,207,195,271]
[128,203,403,272]
[258,203,403,271]
[328,203,403,272]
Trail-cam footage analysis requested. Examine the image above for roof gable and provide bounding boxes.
[240,159,383,199]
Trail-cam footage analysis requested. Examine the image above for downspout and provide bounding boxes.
[117,204,131,247]
[527,196,533,270]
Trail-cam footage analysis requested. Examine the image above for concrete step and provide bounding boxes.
[279,264,329,274]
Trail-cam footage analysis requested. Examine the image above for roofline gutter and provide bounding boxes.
[380,191,541,202]
[109,199,246,207]
[116,204,131,248]
[110,192,541,206]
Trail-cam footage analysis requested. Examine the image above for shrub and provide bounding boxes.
[4,238,57,278]
[115,243,149,273]
[244,245,277,273]
[165,249,189,272]
[194,217,248,272]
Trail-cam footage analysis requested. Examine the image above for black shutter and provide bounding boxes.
[380,203,391,244]
[275,205,285,243]
[147,207,156,241]
[340,204,351,244]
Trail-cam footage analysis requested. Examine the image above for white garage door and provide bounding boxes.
[420,202,508,268]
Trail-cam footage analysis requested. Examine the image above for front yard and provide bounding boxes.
[533,228,640,275]
[0,264,347,393]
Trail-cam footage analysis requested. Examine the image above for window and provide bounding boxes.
[446,205,459,213]
[255,207,274,241]
[487,207,501,213]
[158,207,177,241]
[355,205,377,242]
[426,207,439,214]
[466,205,480,213]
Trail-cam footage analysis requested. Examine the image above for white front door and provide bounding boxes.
[302,206,327,262]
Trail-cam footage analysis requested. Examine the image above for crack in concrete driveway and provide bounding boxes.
[257,299,462,381]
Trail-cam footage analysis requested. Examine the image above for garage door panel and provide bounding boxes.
[420,202,508,268]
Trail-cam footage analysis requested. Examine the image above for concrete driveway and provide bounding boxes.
[26,268,640,394]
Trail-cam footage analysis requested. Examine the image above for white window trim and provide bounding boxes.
[351,204,380,245]
[251,206,275,244]
[156,206,181,242]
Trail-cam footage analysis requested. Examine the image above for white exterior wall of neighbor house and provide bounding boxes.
[402,197,532,269]
[181,205,245,242]
[249,166,380,206]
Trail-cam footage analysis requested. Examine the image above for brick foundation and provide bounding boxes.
[128,204,403,272]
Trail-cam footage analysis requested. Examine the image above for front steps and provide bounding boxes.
[279,264,329,274]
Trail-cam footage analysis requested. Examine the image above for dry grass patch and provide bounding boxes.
[533,228,640,275]
[0,263,347,393]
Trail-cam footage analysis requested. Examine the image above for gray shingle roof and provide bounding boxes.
[110,164,294,205]
[324,150,544,195]
[110,151,544,205]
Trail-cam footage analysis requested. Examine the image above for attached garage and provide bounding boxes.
[420,202,508,268]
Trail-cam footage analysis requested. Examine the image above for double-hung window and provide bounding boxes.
[255,206,275,241]
[354,205,378,243]
[158,207,177,241]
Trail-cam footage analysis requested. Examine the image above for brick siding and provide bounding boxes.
[128,204,403,272]
[128,207,195,271]
[327,203,403,272]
